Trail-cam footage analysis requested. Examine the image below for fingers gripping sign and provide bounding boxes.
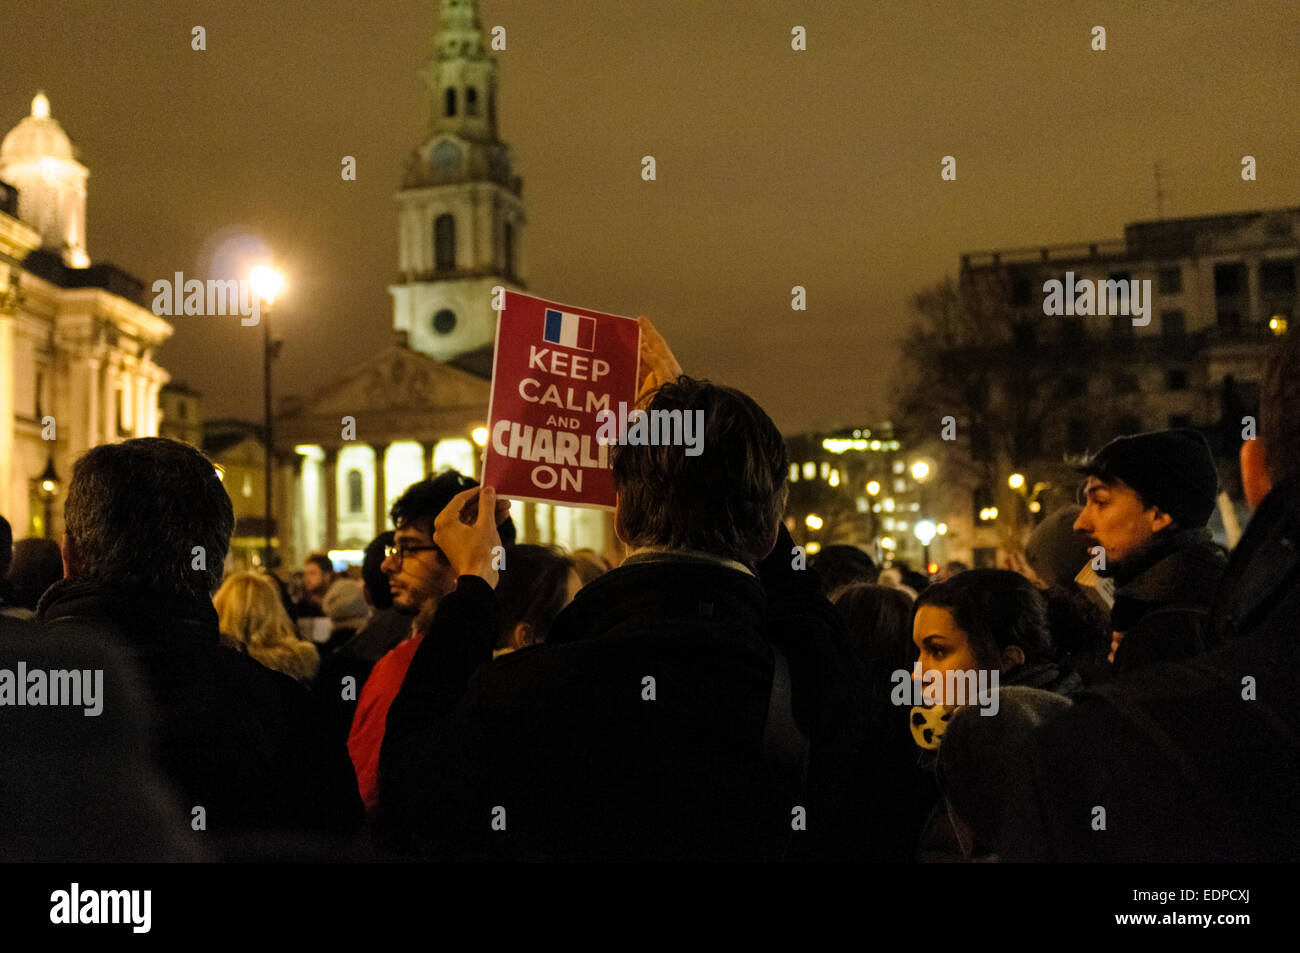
[434,486,508,588]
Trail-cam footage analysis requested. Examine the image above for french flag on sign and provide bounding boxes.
[543,308,596,351]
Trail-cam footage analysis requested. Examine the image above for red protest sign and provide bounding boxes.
[482,292,640,508]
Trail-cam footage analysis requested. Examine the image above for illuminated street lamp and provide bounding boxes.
[910,460,930,483]
[914,518,937,568]
[1008,472,1025,490]
[251,264,285,569]
[36,456,60,539]
[805,513,824,531]
[866,480,880,496]
[472,426,488,447]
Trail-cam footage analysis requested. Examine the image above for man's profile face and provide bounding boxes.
[1073,476,1167,567]
[381,521,457,613]
[302,563,330,598]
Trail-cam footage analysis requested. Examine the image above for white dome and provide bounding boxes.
[0,93,76,163]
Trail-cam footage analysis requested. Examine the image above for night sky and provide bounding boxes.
[2,0,1297,433]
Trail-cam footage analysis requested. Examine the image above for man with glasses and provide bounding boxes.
[347,470,515,813]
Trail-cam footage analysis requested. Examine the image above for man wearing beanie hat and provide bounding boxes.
[1072,428,1227,675]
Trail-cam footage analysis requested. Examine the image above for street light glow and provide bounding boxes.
[880,536,896,550]
[1009,473,1025,490]
[250,264,285,303]
[914,519,937,545]
[910,461,930,482]
[805,513,823,530]
[936,522,948,535]
[472,426,488,447]
[866,480,880,495]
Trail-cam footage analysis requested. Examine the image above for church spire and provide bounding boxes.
[423,0,497,141]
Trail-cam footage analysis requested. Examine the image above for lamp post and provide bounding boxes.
[37,456,60,540]
[914,518,937,571]
[251,265,285,569]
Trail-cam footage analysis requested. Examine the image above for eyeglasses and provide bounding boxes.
[383,543,440,565]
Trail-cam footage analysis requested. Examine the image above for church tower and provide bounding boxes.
[390,0,525,362]
[0,92,90,268]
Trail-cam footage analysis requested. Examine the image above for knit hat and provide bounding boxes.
[1076,428,1218,528]
[1024,505,1090,588]
[323,579,369,627]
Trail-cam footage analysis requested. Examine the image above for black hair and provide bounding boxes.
[7,537,64,610]
[495,544,572,649]
[63,438,233,600]
[390,470,517,545]
[362,531,395,610]
[833,583,916,723]
[811,545,879,598]
[304,553,335,577]
[912,569,1054,669]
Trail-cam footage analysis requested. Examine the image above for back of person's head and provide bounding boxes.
[323,578,369,631]
[914,568,1054,668]
[64,438,233,601]
[390,470,517,544]
[833,583,915,715]
[570,548,609,586]
[1040,583,1111,685]
[362,531,395,609]
[1260,329,1300,486]
[214,571,318,682]
[1024,505,1090,588]
[611,376,788,565]
[811,544,879,598]
[7,537,64,610]
[495,545,575,651]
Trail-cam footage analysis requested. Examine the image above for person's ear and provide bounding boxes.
[1148,507,1174,534]
[999,644,1025,673]
[1240,437,1273,510]
[511,621,534,650]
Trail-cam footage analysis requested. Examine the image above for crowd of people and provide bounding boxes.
[1,321,1297,862]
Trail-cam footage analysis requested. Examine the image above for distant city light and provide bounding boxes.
[910,461,930,482]
[828,470,840,487]
[914,519,937,545]
[1270,315,1288,335]
[805,513,823,530]
[1008,472,1025,490]
[805,541,821,555]
[880,536,896,550]
[472,426,488,447]
[866,480,881,495]
[937,522,948,535]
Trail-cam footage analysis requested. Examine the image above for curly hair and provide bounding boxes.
[214,572,319,684]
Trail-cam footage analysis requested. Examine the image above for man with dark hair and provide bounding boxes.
[381,363,872,860]
[6,537,64,614]
[1072,428,1227,673]
[0,514,20,617]
[296,552,335,618]
[345,471,515,811]
[36,438,363,846]
[1007,331,1300,861]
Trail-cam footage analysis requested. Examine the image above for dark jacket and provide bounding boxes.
[37,579,364,845]
[1109,527,1227,675]
[379,527,873,861]
[1004,475,1300,861]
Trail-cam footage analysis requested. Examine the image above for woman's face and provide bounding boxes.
[913,605,983,680]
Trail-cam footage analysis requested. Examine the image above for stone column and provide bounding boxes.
[85,357,100,448]
[102,363,118,442]
[0,308,13,518]
[373,442,389,537]
[133,373,149,436]
[323,447,339,551]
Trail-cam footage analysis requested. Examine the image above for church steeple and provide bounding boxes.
[422,0,497,142]
[390,0,526,364]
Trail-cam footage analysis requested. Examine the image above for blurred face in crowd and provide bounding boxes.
[1073,476,1173,567]
[382,520,457,613]
[302,562,331,598]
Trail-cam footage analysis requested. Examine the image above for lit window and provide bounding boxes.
[789,463,799,482]
[802,462,815,480]
[820,462,830,479]
[883,498,895,512]
[892,461,905,474]
[894,478,906,493]
[883,518,895,530]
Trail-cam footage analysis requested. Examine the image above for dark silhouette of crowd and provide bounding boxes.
[2,322,1297,863]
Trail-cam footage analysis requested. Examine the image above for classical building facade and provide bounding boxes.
[275,0,614,567]
[1,93,170,539]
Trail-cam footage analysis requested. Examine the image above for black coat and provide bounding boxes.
[37,579,364,846]
[379,528,873,861]
[1109,528,1227,675]
[1004,476,1300,861]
